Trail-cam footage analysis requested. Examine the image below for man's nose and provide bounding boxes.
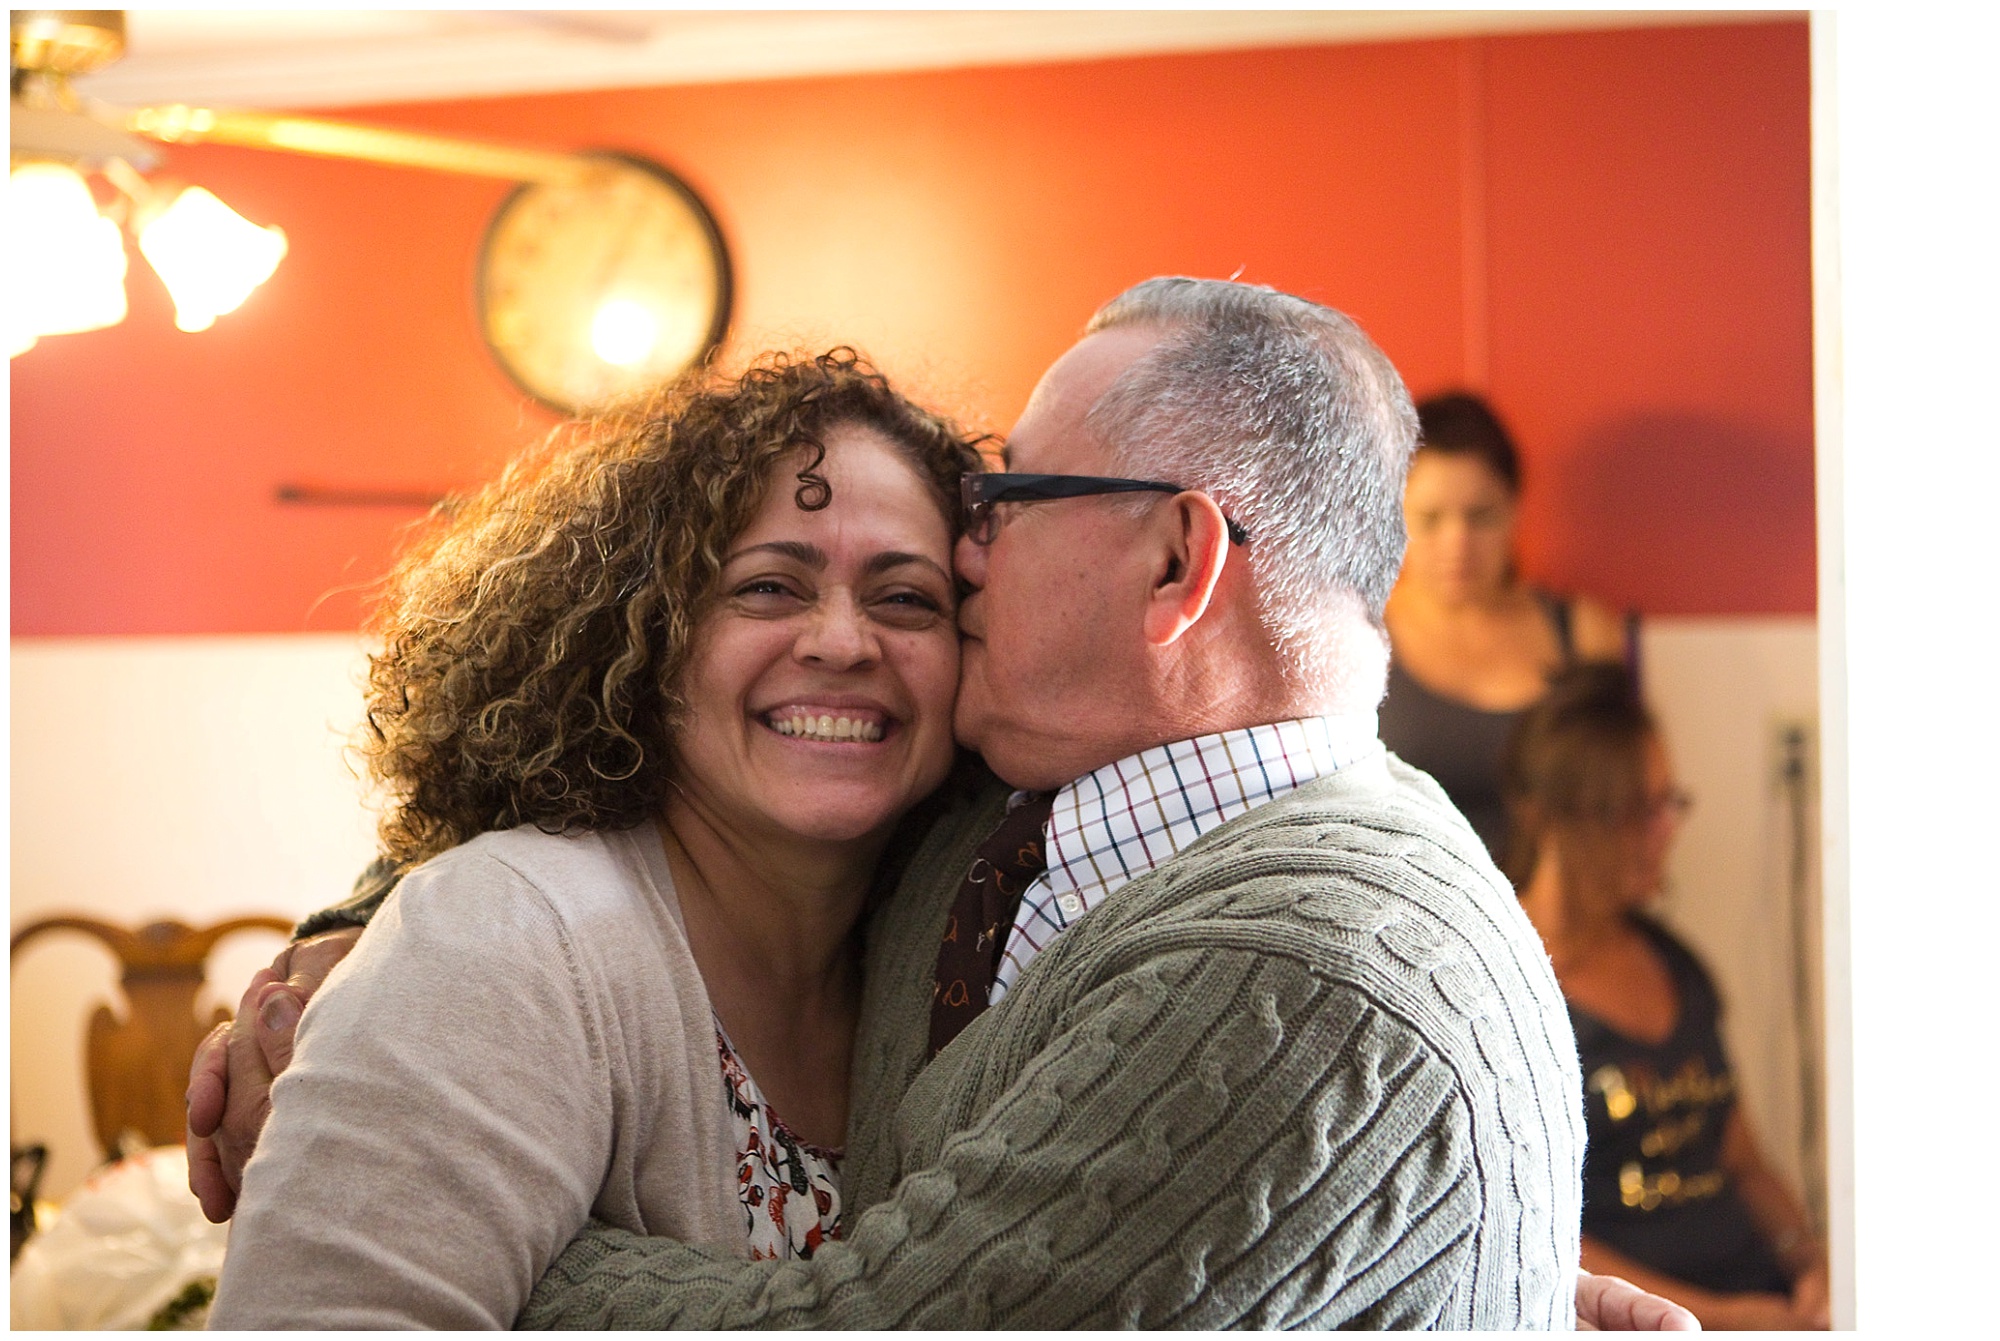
[796,594,880,668]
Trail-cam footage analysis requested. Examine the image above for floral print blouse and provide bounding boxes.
[716,1024,844,1261]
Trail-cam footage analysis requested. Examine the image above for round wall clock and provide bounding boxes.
[477,152,731,414]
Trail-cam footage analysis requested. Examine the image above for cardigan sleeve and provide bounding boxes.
[211,853,618,1329]
[519,944,1481,1329]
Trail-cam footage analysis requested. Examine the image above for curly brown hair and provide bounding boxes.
[357,349,988,867]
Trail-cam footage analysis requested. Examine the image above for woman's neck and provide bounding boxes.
[1392,573,1527,622]
[658,791,879,1005]
[1518,848,1630,974]
[659,791,877,1148]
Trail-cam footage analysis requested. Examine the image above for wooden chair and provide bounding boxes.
[10,915,294,1160]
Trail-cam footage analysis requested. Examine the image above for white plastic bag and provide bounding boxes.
[9,1145,228,1330]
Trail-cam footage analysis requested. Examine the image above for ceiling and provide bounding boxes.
[70,9,1789,110]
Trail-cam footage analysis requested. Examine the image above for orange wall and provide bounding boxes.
[9,21,1811,635]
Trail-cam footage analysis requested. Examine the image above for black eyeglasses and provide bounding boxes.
[960,473,1250,546]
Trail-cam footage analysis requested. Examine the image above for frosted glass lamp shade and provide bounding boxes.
[8,162,130,356]
[137,187,287,333]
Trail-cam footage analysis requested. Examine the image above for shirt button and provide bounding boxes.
[1056,893,1085,918]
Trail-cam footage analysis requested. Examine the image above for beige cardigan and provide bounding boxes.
[209,821,741,1329]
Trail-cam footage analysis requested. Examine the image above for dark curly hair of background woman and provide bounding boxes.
[356,348,988,868]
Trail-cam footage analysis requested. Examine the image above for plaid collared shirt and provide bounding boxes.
[989,714,1381,1004]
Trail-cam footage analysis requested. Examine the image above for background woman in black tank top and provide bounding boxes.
[1503,664,1830,1330]
[1380,393,1629,859]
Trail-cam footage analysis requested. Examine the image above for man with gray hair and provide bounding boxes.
[196,278,1693,1328]
[505,275,1579,1326]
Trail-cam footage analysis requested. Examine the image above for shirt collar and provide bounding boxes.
[1038,712,1380,902]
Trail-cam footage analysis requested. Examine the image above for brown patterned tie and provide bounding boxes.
[928,791,1055,1059]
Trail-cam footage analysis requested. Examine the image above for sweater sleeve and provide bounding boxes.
[518,945,1481,1329]
[292,856,405,937]
[210,853,617,1329]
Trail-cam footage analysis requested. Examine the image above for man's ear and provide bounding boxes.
[1141,491,1233,647]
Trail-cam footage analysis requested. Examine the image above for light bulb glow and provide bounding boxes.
[590,298,660,368]
[8,162,129,354]
[138,186,286,333]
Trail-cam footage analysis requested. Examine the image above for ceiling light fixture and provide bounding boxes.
[9,10,732,412]
[134,184,288,333]
[7,160,128,355]
[9,11,291,351]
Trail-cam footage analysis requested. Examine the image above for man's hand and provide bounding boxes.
[185,927,364,1222]
[1576,1270,1702,1331]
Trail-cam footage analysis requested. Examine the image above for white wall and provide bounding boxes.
[10,635,378,1200]
[1642,616,1823,1216]
[1827,7,2000,1327]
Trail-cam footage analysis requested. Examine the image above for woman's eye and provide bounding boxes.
[733,578,805,606]
[872,589,948,627]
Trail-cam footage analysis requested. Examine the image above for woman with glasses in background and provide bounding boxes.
[1501,662,1829,1331]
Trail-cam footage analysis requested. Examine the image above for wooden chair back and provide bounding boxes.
[10,915,293,1159]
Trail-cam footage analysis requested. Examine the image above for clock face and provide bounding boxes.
[477,154,731,414]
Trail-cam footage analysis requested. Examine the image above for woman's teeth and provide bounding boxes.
[771,713,884,743]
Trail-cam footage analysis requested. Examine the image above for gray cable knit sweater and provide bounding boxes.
[512,748,1584,1328]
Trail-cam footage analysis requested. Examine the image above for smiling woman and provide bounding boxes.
[672,420,963,854]
[205,350,987,1325]
[354,351,978,868]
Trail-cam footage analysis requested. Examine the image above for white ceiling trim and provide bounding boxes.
[72,9,1798,111]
